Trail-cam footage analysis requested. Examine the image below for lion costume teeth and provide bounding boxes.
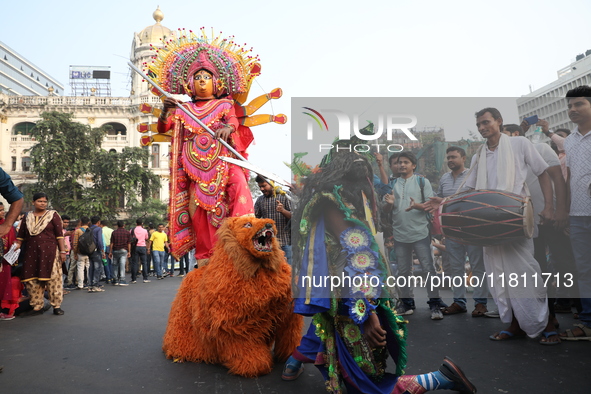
[253,225,274,252]
[162,217,303,378]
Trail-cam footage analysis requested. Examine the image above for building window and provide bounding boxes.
[103,122,127,135]
[22,157,31,172]
[152,144,160,168]
[11,156,16,172]
[13,122,36,135]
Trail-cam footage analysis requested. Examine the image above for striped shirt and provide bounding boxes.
[437,169,469,198]
[254,193,291,246]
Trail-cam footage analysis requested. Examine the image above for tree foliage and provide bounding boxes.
[27,111,106,205]
[26,111,163,220]
[126,198,169,226]
[91,148,161,211]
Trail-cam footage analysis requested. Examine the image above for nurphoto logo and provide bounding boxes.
[302,107,419,153]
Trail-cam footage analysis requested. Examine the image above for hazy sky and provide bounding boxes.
[3,0,590,180]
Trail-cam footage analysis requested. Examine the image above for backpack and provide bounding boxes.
[130,228,138,247]
[78,228,97,256]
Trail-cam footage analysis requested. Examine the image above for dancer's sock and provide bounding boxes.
[415,370,454,391]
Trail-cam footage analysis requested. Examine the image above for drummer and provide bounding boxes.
[427,107,558,345]
[435,147,489,318]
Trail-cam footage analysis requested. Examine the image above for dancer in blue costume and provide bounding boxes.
[283,149,477,394]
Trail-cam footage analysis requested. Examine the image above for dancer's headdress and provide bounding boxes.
[146,28,259,98]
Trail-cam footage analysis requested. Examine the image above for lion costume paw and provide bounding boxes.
[162,217,303,378]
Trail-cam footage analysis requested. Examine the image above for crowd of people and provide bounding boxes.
[0,188,198,319]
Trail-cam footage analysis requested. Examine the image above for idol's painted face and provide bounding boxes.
[192,69,214,99]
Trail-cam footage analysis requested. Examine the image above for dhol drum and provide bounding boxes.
[437,189,534,247]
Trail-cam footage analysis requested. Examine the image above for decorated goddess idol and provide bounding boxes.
[138,29,286,264]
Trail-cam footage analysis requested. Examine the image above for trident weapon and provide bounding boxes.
[127,61,290,187]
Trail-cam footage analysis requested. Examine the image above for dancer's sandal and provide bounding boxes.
[281,359,304,381]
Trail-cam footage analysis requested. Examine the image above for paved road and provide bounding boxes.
[0,276,587,393]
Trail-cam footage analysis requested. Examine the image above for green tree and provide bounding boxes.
[126,198,168,226]
[26,111,106,208]
[26,111,162,220]
[89,148,161,220]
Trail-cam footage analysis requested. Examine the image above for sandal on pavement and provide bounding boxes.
[281,357,304,381]
[471,303,487,317]
[560,324,591,341]
[489,330,526,341]
[539,331,561,345]
[443,302,467,315]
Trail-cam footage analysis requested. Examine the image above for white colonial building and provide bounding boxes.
[0,7,173,207]
[517,50,591,132]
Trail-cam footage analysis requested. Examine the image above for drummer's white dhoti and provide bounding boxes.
[484,238,548,337]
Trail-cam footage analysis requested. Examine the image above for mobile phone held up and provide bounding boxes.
[523,115,539,125]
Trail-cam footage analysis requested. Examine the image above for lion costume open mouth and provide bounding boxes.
[253,225,274,252]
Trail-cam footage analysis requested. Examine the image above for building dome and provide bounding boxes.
[138,7,173,46]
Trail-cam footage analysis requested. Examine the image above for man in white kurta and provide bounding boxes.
[463,108,555,341]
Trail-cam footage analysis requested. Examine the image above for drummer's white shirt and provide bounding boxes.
[465,136,549,196]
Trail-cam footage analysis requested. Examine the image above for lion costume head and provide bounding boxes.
[214,216,284,278]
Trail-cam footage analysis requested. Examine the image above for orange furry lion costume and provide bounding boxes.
[162,216,303,377]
